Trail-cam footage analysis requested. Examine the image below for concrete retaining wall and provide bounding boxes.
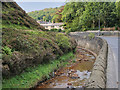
[69,34,108,88]
[70,31,119,36]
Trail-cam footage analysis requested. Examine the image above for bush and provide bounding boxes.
[58,29,61,32]
[65,29,71,34]
[62,30,65,33]
[87,27,99,31]
[115,25,118,30]
[56,33,70,49]
[50,29,57,31]
[3,46,12,55]
[82,26,87,31]
[88,33,95,39]
[50,29,61,32]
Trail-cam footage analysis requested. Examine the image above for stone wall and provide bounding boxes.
[69,34,108,88]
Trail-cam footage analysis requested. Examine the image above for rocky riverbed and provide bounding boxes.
[35,47,96,88]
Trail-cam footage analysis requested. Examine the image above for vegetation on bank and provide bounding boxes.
[2,1,77,83]
[88,33,95,39]
[2,28,76,77]
[2,52,74,88]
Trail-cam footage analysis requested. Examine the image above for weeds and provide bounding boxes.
[2,52,74,88]
[56,33,70,49]
[72,59,76,63]
[88,33,95,39]
[2,46,12,55]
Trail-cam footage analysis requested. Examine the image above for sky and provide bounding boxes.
[17,2,66,13]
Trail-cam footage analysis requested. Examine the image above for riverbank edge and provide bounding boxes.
[2,52,75,88]
[69,34,108,88]
[85,38,108,88]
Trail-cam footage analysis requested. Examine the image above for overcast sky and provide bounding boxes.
[17,2,66,13]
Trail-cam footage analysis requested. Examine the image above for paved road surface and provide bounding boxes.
[101,36,119,89]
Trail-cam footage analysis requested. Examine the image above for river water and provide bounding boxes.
[36,47,96,88]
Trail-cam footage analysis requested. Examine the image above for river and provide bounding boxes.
[35,47,96,88]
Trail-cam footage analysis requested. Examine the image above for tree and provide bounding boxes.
[116,1,120,26]
[62,2,118,31]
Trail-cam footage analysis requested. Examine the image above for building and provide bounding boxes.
[40,23,64,30]
[37,20,50,24]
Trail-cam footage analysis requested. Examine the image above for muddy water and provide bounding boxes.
[36,47,96,88]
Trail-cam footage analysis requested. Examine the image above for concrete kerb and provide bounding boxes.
[69,34,108,88]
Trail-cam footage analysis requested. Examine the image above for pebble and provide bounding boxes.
[71,69,77,73]
[84,59,89,61]
[78,59,82,61]
[69,73,80,79]
[67,83,72,85]
[53,83,56,86]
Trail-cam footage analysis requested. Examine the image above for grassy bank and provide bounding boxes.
[2,52,75,88]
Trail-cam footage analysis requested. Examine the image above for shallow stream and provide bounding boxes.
[36,47,96,88]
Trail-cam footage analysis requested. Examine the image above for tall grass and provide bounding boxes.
[2,52,74,88]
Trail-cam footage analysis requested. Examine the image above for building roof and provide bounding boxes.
[37,21,50,24]
[40,23,64,26]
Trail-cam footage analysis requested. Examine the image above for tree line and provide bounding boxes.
[28,2,120,32]
[28,6,63,22]
[61,2,120,32]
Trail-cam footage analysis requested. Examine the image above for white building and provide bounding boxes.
[40,23,64,30]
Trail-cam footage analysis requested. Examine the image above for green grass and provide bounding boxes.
[2,24,32,30]
[2,52,74,88]
[26,30,48,37]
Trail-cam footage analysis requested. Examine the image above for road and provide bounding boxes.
[100,36,119,89]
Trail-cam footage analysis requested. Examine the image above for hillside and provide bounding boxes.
[2,2,76,88]
[2,2,45,30]
[28,6,64,22]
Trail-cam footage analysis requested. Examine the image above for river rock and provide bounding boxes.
[67,83,72,85]
[69,73,80,79]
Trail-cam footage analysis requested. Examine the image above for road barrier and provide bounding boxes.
[69,31,119,36]
[101,27,115,31]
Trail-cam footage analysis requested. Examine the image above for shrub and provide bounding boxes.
[65,29,71,34]
[62,30,65,33]
[115,25,118,30]
[58,29,61,32]
[88,33,95,39]
[87,27,99,31]
[82,26,87,31]
[56,33,70,49]
[3,46,12,55]
[50,29,58,31]
[50,29,61,32]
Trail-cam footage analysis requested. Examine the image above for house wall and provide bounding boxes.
[45,25,64,30]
